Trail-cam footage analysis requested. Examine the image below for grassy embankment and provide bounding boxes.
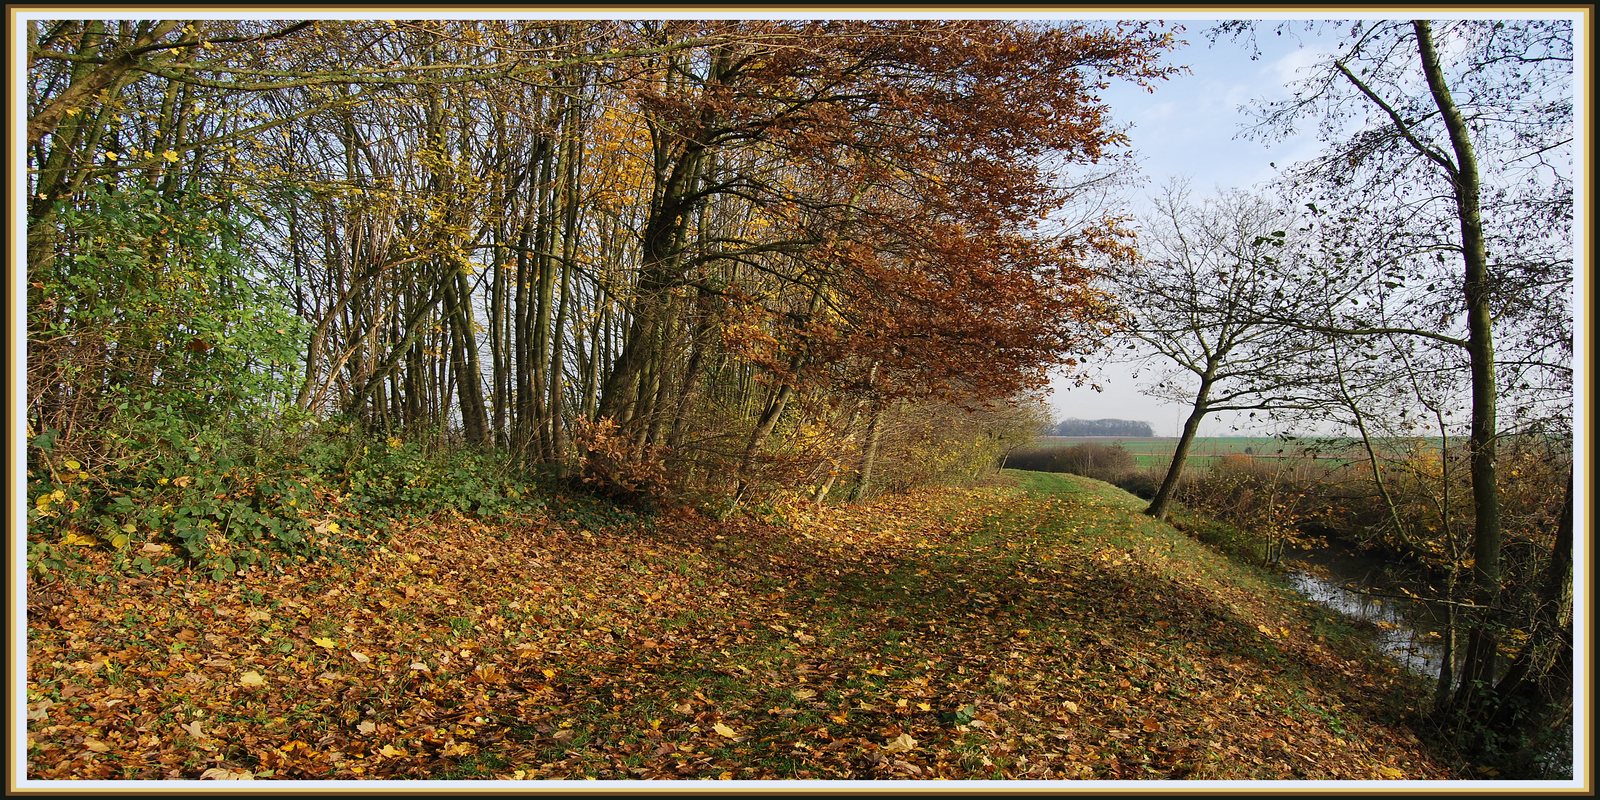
[26,470,1449,780]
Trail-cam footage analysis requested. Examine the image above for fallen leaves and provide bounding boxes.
[25,483,1452,781]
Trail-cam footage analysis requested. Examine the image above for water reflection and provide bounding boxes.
[1285,545,1450,679]
[1285,570,1446,677]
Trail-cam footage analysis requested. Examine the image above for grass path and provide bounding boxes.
[26,470,1449,781]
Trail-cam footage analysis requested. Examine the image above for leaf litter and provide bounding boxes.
[26,476,1449,780]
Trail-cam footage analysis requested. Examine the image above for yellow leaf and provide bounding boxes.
[200,767,254,780]
[163,150,180,162]
[109,534,129,549]
[120,523,136,533]
[1063,700,1080,714]
[312,637,337,649]
[379,744,407,758]
[84,738,111,753]
[239,671,266,687]
[350,650,370,663]
[916,702,932,712]
[64,459,82,470]
[793,688,817,700]
[712,722,739,739]
[1377,766,1404,779]
[883,733,917,753]
[541,668,557,680]
[63,532,97,547]
[357,721,376,735]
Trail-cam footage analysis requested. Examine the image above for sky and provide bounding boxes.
[1046,19,1335,437]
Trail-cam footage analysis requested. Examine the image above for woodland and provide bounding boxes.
[22,17,1577,784]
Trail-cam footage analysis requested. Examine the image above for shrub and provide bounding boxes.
[1004,442,1136,483]
[1113,470,1162,499]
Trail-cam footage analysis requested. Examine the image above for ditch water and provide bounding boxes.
[1283,543,1450,679]
[1286,541,1574,780]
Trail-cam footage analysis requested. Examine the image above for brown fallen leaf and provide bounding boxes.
[83,739,110,753]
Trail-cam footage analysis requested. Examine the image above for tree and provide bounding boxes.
[1222,18,1574,761]
[1111,183,1324,521]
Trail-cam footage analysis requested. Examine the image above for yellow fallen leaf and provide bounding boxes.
[357,721,376,735]
[916,702,932,712]
[1063,700,1080,714]
[379,744,408,758]
[350,650,370,663]
[64,459,82,470]
[883,733,917,753]
[793,688,817,700]
[84,738,111,753]
[200,767,254,780]
[312,637,337,649]
[1377,766,1404,779]
[239,671,266,687]
[163,150,180,162]
[541,668,557,679]
[712,722,740,739]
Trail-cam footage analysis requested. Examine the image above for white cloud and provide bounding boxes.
[1262,44,1333,89]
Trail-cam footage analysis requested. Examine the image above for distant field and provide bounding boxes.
[1032,436,1384,471]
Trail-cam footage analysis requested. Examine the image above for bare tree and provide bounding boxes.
[1112,182,1324,521]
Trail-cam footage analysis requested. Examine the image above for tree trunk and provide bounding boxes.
[1146,374,1213,521]
[849,404,886,502]
[1413,19,1502,713]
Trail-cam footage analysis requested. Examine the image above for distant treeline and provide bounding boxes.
[1051,418,1154,437]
